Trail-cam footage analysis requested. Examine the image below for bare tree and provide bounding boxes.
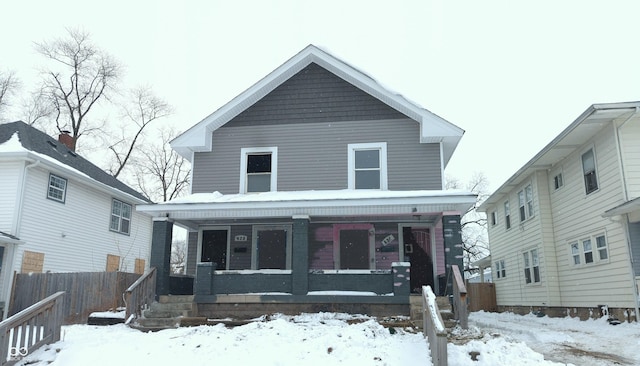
[446,172,490,268]
[21,86,55,127]
[107,86,173,178]
[170,239,187,274]
[35,28,121,151]
[133,127,191,203]
[0,70,19,120]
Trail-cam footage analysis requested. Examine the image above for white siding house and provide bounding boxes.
[0,122,153,318]
[479,102,640,321]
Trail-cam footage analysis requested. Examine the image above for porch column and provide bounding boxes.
[150,218,173,296]
[442,215,463,296]
[291,215,310,295]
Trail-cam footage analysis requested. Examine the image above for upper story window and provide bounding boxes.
[348,142,387,190]
[490,211,497,226]
[581,148,598,194]
[47,174,67,203]
[553,172,564,190]
[504,201,511,230]
[240,147,278,193]
[518,184,534,222]
[110,199,131,235]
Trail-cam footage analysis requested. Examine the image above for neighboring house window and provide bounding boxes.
[110,199,131,235]
[518,184,534,222]
[495,259,506,279]
[569,233,609,266]
[348,142,388,190]
[581,148,598,194]
[523,249,540,284]
[504,201,511,230]
[553,173,564,190]
[240,147,278,193]
[490,211,497,226]
[47,174,67,203]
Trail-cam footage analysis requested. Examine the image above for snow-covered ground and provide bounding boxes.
[11,311,640,366]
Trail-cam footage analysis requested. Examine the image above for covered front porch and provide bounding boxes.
[137,189,476,316]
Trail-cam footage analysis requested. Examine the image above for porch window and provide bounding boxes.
[582,239,593,264]
[201,228,229,270]
[109,199,131,235]
[334,224,374,269]
[569,233,608,266]
[348,142,387,190]
[596,235,608,260]
[47,174,67,203]
[581,148,598,194]
[253,225,292,270]
[570,242,580,265]
[523,249,540,284]
[240,147,278,193]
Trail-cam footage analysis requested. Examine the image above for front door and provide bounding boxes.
[201,229,228,270]
[403,226,435,293]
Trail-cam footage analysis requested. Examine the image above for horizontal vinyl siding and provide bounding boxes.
[0,161,22,232]
[619,115,640,199]
[15,167,152,274]
[487,172,551,306]
[192,119,442,194]
[228,63,407,126]
[550,126,635,307]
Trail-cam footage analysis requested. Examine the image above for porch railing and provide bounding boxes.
[0,291,65,366]
[451,264,468,329]
[422,285,447,366]
[124,267,157,323]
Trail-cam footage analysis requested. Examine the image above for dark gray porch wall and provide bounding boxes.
[150,219,173,296]
[442,215,463,296]
[629,221,640,275]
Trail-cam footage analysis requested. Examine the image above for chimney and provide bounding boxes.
[58,131,74,151]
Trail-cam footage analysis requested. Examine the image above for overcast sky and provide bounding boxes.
[3,0,640,192]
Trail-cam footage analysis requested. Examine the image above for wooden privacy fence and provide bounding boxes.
[0,291,65,366]
[467,282,497,312]
[9,272,140,324]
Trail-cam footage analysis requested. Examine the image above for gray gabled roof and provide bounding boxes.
[0,121,150,203]
[171,44,465,166]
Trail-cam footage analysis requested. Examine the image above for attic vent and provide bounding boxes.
[47,141,57,148]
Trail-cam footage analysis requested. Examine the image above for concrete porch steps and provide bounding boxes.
[130,295,195,332]
[410,295,458,331]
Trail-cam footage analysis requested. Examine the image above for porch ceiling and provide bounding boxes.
[137,189,477,229]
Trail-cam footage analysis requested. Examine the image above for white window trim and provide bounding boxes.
[47,173,67,203]
[581,146,599,195]
[110,199,132,235]
[523,248,541,284]
[239,147,278,194]
[568,232,609,267]
[347,142,388,190]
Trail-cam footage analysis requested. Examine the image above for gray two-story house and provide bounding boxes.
[138,45,476,317]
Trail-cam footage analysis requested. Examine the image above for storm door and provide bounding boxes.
[200,229,229,270]
[401,226,435,293]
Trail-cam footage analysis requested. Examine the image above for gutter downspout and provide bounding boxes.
[614,107,640,322]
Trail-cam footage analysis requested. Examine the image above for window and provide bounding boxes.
[504,201,511,230]
[490,211,497,226]
[518,184,534,222]
[581,148,598,194]
[596,235,608,260]
[570,242,580,265]
[569,233,609,266]
[495,259,506,279]
[553,173,564,190]
[110,199,131,235]
[47,174,67,203]
[240,147,278,193]
[348,142,387,190]
[253,225,292,270]
[523,249,540,284]
[334,224,374,269]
